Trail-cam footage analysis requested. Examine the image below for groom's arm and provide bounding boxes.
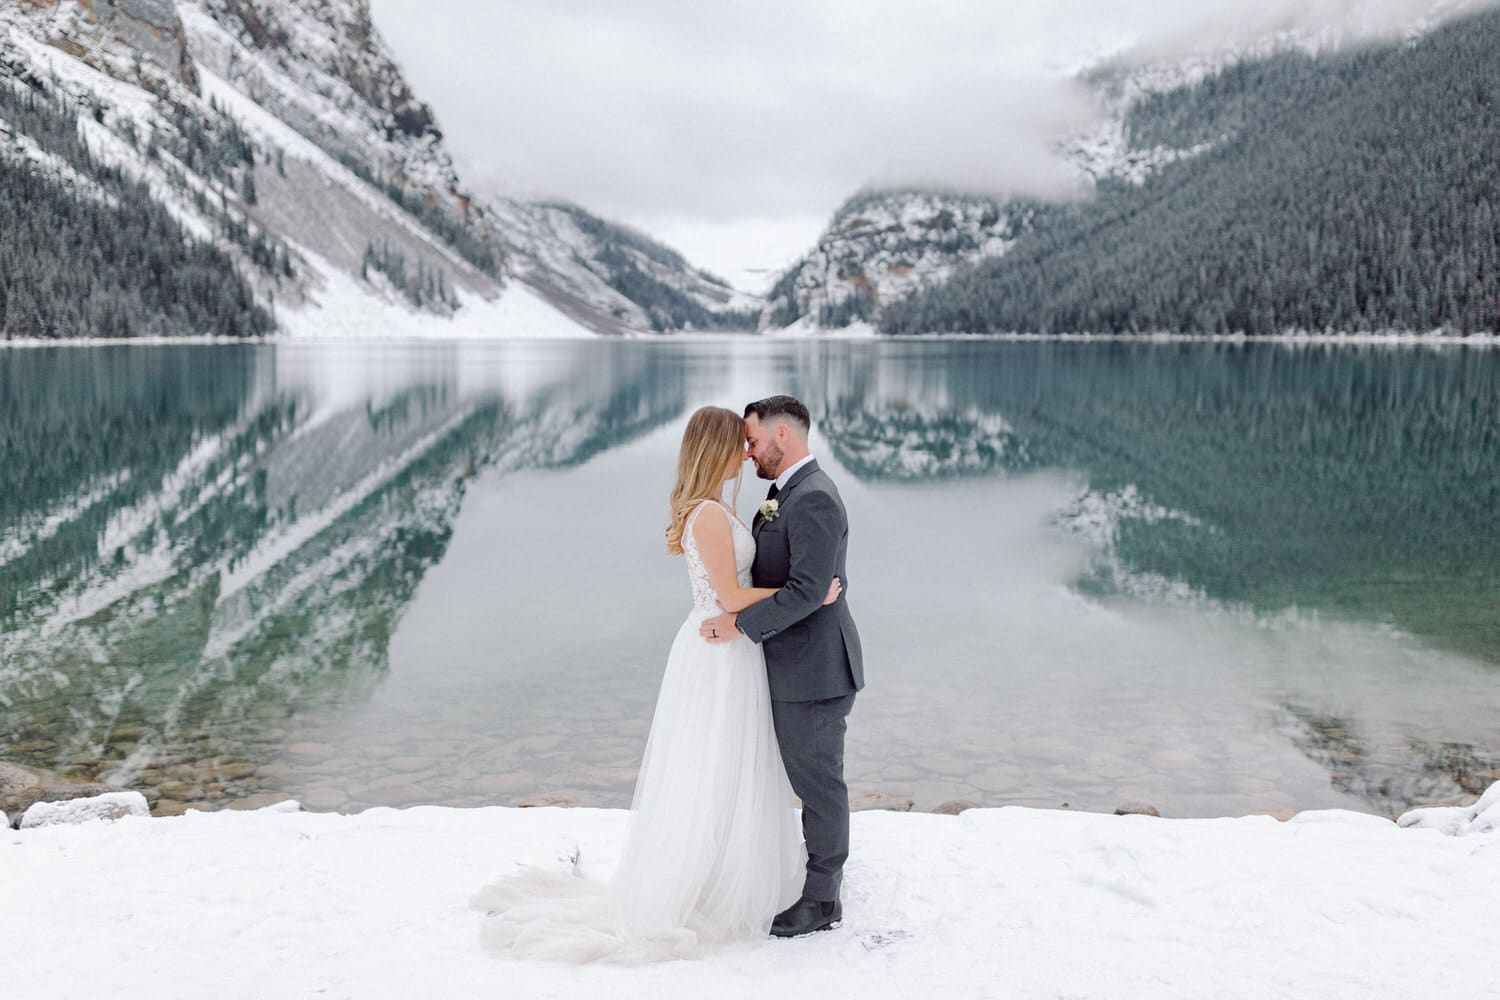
[733,490,844,644]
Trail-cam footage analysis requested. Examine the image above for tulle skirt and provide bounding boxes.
[473,615,805,963]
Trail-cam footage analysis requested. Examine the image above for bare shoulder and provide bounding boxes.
[690,499,733,537]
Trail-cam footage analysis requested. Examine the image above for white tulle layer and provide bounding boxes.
[472,616,805,963]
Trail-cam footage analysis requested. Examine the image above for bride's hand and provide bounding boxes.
[823,577,842,606]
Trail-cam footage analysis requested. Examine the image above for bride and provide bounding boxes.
[473,406,841,961]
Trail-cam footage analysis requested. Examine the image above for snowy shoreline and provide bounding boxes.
[4,788,1496,998]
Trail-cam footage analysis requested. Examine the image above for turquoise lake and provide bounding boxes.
[2,338,1496,818]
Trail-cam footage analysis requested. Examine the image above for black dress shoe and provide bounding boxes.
[770,896,842,937]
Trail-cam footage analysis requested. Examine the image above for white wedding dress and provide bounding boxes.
[472,499,805,963]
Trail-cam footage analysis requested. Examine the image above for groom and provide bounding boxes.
[700,394,865,937]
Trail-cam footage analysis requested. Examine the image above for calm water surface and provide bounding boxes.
[2,339,1497,818]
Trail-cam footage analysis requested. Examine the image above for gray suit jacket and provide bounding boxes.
[736,460,865,702]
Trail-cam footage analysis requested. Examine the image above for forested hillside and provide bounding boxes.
[0,76,272,339]
[883,9,1500,335]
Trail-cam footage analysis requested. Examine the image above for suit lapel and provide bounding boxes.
[779,459,819,498]
[752,460,819,539]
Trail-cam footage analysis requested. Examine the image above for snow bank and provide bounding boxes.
[3,791,1497,999]
[1398,783,1500,836]
[19,791,149,828]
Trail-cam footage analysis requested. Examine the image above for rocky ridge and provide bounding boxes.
[491,199,760,334]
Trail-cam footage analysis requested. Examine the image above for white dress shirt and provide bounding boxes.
[774,454,816,491]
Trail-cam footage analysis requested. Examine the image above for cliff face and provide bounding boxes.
[19,0,198,88]
[181,0,459,206]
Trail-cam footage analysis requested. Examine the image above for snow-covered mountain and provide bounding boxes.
[0,0,749,338]
[491,199,760,334]
[760,191,1048,334]
[761,1,1494,333]
[755,76,1211,331]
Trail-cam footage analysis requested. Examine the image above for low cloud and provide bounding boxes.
[369,0,1496,274]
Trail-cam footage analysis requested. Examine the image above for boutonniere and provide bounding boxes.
[758,498,780,522]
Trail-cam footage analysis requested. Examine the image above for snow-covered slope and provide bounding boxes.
[491,199,761,335]
[0,0,745,338]
[181,0,457,204]
[1,0,503,334]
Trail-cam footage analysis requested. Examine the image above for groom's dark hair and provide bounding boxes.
[745,395,810,434]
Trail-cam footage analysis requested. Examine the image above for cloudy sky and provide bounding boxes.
[368,0,1485,289]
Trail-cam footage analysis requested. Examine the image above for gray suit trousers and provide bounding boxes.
[772,692,856,902]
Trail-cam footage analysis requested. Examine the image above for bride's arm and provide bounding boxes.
[691,506,778,612]
[691,506,840,613]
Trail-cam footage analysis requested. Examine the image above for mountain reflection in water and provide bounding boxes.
[1,339,1496,819]
[1,342,688,805]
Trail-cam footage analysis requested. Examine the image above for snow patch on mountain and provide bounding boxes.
[278,248,592,339]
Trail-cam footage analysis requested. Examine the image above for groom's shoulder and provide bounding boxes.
[800,467,845,508]
[807,467,836,492]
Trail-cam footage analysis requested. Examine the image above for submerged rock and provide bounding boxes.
[517,793,581,809]
[932,800,979,815]
[850,792,915,813]
[1251,808,1298,822]
[227,793,301,812]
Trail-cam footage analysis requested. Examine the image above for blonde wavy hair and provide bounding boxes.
[666,406,745,555]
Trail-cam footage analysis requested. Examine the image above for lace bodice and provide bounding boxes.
[681,500,754,616]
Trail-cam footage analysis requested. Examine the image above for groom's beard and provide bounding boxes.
[753,442,784,480]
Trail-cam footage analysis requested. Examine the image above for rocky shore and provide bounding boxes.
[7,748,1494,834]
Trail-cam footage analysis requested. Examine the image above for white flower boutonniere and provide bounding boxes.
[758,498,780,522]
